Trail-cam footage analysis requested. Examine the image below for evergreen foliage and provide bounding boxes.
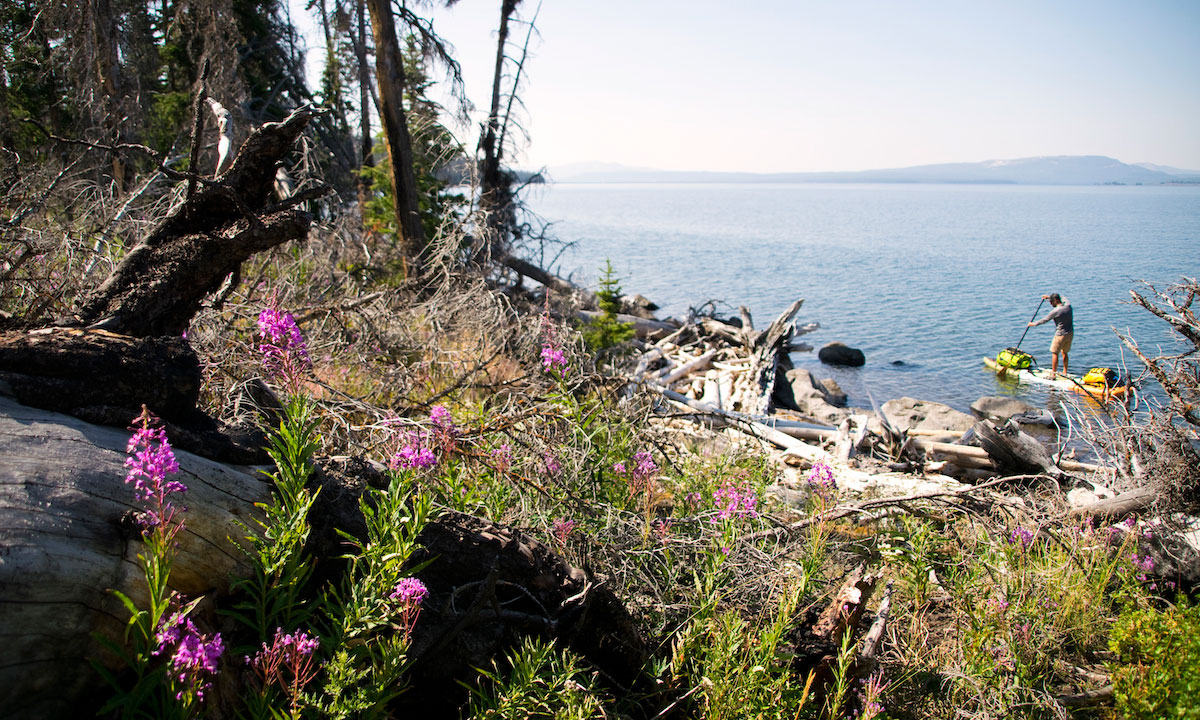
[582,260,635,352]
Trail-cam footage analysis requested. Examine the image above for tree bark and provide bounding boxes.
[72,108,317,336]
[365,0,427,274]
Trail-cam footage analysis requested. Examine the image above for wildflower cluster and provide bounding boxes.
[390,434,437,471]
[155,611,225,702]
[491,444,513,474]
[552,518,576,546]
[249,628,321,711]
[390,577,429,639]
[806,461,837,504]
[125,409,185,532]
[712,480,759,522]
[1009,526,1035,551]
[539,296,568,374]
[615,450,658,498]
[257,306,311,393]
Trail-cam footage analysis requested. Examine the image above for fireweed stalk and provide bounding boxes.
[257,305,312,397]
[247,628,321,719]
[96,407,224,718]
[230,308,320,650]
[315,433,435,714]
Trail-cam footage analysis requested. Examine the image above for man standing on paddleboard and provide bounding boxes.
[1028,293,1073,379]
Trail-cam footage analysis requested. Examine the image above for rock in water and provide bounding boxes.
[818,342,865,367]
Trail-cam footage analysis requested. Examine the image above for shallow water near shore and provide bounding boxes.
[528,182,1200,415]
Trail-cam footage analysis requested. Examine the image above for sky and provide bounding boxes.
[294,0,1200,174]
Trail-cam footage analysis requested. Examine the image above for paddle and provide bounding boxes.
[1013,297,1045,351]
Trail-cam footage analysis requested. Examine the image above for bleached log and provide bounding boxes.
[634,347,665,377]
[0,396,270,718]
[651,384,832,462]
[660,349,718,386]
[1067,487,1156,519]
[858,579,894,670]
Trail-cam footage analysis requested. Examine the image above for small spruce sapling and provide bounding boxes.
[582,260,635,352]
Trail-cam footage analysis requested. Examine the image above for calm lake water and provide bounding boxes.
[527,182,1200,415]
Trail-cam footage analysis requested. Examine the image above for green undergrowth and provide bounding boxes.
[98,278,1193,720]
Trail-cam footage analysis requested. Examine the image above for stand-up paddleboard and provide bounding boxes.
[983,356,1133,400]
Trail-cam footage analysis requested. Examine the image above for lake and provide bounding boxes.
[526,182,1200,415]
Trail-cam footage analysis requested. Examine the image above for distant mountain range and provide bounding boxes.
[546,156,1200,186]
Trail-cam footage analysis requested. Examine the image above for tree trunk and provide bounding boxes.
[477,0,519,260]
[72,108,316,336]
[365,0,427,275]
[747,299,803,416]
[354,0,376,212]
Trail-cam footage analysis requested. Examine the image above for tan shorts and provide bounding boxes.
[1051,333,1073,354]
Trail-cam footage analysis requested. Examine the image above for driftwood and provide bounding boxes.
[653,384,831,463]
[0,396,270,718]
[72,107,319,337]
[974,419,1064,477]
[503,256,598,307]
[746,299,804,416]
[1068,486,1157,519]
[577,308,676,340]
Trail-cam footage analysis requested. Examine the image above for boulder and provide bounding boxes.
[818,342,865,367]
[971,396,1037,421]
[971,396,1058,426]
[880,397,975,438]
[819,378,848,407]
[775,369,851,426]
[619,293,659,319]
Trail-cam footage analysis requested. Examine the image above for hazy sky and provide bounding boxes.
[296,1,1200,173]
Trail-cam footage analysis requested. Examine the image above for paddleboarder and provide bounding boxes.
[1027,293,1073,378]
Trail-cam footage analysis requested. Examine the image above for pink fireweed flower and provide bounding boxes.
[492,444,512,473]
[257,306,311,392]
[612,461,626,475]
[390,429,438,471]
[633,451,658,479]
[390,577,429,638]
[858,671,887,720]
[250,627,321,710]
[155,612,223,701]
[429,405,458,453]
[1009,527,1035,550]
[807,461,837,504]
[125,409,185,532]
[539,294,569,375]
[711,481,759,522]
[552,518,576,545]
[544,452,563,479]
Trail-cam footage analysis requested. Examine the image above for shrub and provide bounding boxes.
[1110,599,1200,719]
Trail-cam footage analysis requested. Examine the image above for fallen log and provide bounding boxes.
[0,396,270,718]
[974,419,1064,478]
[652,383,831,462]
[503,256,598,307]
[72,107,320,337]
[856,579,894,676]
[1068,486,1157,519]
[577,309,677,340]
